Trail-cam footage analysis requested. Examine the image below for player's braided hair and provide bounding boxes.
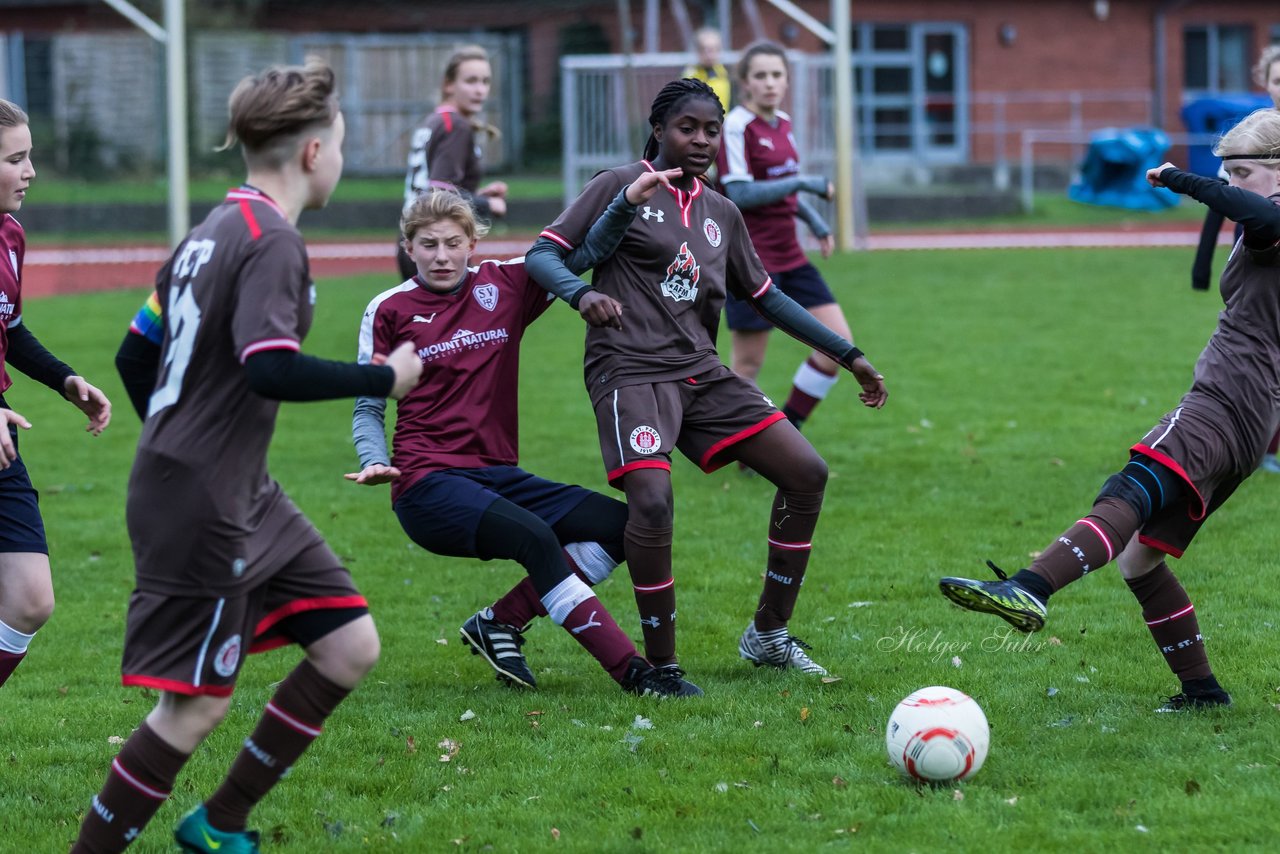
[0,98,29,132]
[642,78,724,162]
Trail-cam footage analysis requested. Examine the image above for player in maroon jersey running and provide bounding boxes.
[717,42,855,434]
[73,59,422,853]
[349,183,700,697]
[396,46,508,280]
[0,98,111,691]
[941,108,1280,712]
[527,78,887,687]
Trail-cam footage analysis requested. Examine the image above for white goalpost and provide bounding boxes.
[100,0,188,247]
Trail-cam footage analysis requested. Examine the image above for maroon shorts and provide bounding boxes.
[120,540,366,696]
[1132,403,1245,558]
[594,364,786,487]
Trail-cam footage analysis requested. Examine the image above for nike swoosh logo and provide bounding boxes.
[201,828,223,850]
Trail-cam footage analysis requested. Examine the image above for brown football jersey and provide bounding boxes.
[130,187,320,595]
[541,161,773,405]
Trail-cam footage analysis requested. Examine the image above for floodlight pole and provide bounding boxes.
[101,0,188,247]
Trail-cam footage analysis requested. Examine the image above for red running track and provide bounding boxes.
[20,227,1232,299]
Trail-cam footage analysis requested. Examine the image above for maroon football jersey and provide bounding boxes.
[359,258,555,502]
[717,106,808,272]
[540,161,773,405]
[0,213,24,394]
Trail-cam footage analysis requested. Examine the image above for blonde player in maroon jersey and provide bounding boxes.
[0,98,111,691]
[942,108,1280,712]
[527,79,887,688]
[73,60,422,853]
[350,185,701,697]
[717,42,855,435]
[397,46,508,280]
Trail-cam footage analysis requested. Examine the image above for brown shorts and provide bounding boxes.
[1132,403,1245,558]
[121,540,366,696]
[594,365,786,487]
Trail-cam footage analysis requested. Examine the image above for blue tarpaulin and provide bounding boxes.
[1068,127,1180,210]
[1181,94,1273,176]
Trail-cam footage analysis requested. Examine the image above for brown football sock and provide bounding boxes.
[203,659,351,833]
[1025,497,1138,594]
[625,521,676,665]
[755,489,824,632]
[71,721,190,853]
[1125,561,1213,682]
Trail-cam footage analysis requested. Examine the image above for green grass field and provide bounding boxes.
[2,246,1278,852]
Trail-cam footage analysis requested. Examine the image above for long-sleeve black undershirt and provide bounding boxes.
[115,333,394,421]
[6,323,75,394]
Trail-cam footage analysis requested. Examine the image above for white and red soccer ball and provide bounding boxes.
[885,686,990,783]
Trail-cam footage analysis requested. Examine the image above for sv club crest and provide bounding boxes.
[660,242,700,303]
[472,283,499,311]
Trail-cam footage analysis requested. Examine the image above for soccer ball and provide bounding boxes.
[885,686,989,783]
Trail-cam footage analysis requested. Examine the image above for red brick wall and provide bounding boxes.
[9,0,1278,165]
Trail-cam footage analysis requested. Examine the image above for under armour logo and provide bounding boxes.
[125,829,140,842]
[641,206,665,222]
[413,313,436,323]
[640,615,661,628]
[571,610,603,634]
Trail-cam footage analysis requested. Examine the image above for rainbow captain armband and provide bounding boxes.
[128,291,164,346]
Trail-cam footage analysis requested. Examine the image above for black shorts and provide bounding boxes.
[724,262,836,332]
[394,466,593,557]
[0,427,46,555]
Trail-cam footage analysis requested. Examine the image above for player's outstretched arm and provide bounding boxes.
[346,394,400,486]
[749,286,887,409]
[1149,163,1280,243]
[5,321,112,432]
[722,175,831,210]
[243,340,420,403]
[525,174,680,330]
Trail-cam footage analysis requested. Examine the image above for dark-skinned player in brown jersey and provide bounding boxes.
[527,78,888,691]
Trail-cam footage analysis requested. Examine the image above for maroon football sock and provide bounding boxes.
[755,489,823,632]
[559,596,637,682]
[1125,561,1213,682]
[1026,497,1138,594]
[203,659,351,833]
[0,649,26,688]
[71,721,190,853]
[625,521,676,665]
